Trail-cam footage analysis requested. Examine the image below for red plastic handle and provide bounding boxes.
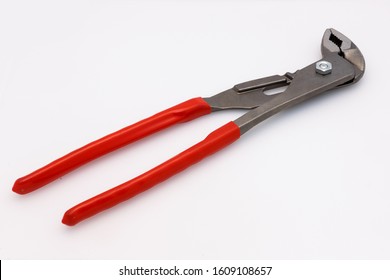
[62,121,241,226]
[13,98,211,194]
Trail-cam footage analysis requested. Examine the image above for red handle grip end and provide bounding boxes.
[62,122,240,226]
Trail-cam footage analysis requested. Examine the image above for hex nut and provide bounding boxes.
[316,61,332,75]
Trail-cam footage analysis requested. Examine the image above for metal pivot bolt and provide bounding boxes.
[316,61,332,75]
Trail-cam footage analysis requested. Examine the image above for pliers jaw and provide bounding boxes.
[322,28,365,84]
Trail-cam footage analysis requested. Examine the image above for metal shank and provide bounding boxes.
[234,53,355,134]
[204,74,292,111]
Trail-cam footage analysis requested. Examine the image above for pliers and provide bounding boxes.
[13,28,365,226]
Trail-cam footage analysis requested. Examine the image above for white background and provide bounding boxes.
[0,0,389,259]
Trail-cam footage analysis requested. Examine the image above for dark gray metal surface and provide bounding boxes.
[203,28,365,135]
[204,74,292,111]
[234,53,355,134]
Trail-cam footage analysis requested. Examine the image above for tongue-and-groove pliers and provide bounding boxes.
[13,28,365,226]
